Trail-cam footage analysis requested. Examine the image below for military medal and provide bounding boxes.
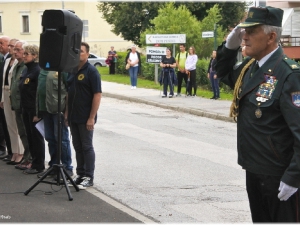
[255,108,262,118]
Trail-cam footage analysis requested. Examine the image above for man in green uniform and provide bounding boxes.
[215,6,300,222]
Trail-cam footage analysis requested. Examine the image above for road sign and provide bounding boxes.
[146,46,167,64]
[146,34,186,44]
[202,31,214,38]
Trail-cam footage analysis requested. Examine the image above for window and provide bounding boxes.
[22,15,29,33]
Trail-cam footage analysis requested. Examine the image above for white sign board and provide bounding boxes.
[202,31,214,38]
[146,34,186,44]
[146,47,167,64]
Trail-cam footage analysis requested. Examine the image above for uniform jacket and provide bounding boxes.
[19,61,40,112]
[215,42,300,188]
[10,61,26,110]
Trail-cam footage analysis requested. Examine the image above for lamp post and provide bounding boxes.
[214,23,217,50]
[62,1,64,9]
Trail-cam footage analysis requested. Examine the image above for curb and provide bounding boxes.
[103,92,235,123]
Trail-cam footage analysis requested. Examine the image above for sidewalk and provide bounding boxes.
[102,81,234,123]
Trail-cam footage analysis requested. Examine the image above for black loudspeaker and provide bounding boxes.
[39,9,83,72]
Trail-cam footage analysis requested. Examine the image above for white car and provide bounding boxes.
[88,53,107,67]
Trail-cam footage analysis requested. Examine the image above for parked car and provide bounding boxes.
[88,53,107,67]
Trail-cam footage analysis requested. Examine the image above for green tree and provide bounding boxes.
[97,2,162,46]
[140,3,225,58]
[198,5,226,57]
[141,3,201,53]
[97,2,247,46]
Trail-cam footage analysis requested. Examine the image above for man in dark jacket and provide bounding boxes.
[215,6,300,222]
[0,36,12,160]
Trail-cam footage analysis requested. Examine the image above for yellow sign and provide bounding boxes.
[78,74,84,80]
[24,78,30,84]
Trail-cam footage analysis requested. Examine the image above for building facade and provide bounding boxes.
[0,0,133,57]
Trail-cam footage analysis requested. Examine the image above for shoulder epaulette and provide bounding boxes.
[283,56,300,70]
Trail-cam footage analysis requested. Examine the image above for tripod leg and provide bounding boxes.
[58,167,74,201]
[61,167,80,191]
[24,166,56,195]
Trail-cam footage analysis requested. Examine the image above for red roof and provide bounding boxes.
[282,46,300,59]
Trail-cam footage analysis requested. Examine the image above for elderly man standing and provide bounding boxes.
[215,6,300,222]
[0,36,12,160]
[10,40,32,170]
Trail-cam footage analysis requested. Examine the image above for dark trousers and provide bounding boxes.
[209,71,220,98]
[246,171,300,222]
[70,123,95,178]
[0,108,11,154]
[187,69,197,95]
[163,72,174,96]
[15,109,31,161]
[109,61,115,74]
[22,109,45,170]
[177,71,187,94]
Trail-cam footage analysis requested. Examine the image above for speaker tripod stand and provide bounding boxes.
[24,71,79,201]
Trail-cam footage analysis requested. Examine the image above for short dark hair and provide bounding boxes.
[179,43,185,47]
[81,42,90,53]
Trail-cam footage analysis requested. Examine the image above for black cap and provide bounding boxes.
[238,6,283,28]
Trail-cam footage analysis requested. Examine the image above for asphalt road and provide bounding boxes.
[90,97,251,223]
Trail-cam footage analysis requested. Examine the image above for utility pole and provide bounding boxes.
[214,23,217,50]
[62,1,64,9]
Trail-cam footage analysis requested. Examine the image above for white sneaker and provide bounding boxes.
[131,86,134,89]
[133,86,136,89]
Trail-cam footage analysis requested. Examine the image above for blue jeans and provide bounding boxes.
[129,66,138,86]
[70,123,95,178]
[209,71,220,98]
[43,112,73,171]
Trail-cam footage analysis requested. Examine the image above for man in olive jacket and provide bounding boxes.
[10,40,31,169]
[215,6,300,222]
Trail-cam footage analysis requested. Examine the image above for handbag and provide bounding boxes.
[125,63,130,70]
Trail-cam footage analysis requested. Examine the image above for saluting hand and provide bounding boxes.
[226,26,245,50]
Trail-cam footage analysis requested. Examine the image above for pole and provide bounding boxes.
[155,64,158,84]
[62,0,64,9]
[214,23,217,50]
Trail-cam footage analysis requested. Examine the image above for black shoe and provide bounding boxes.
[215,97,220,100]
[210,96,216,99]
[72,175,84,185]
[162,95,167,98]
[3,155,12,161]
[77,177,94,190]
[0,151,7,158]
[23,168,44,174]
[37,167,56,178]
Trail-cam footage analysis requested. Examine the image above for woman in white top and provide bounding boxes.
[185,46,198,96]
[125,45,141,89]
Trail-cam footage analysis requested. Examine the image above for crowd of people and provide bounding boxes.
[0,37,102,189]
